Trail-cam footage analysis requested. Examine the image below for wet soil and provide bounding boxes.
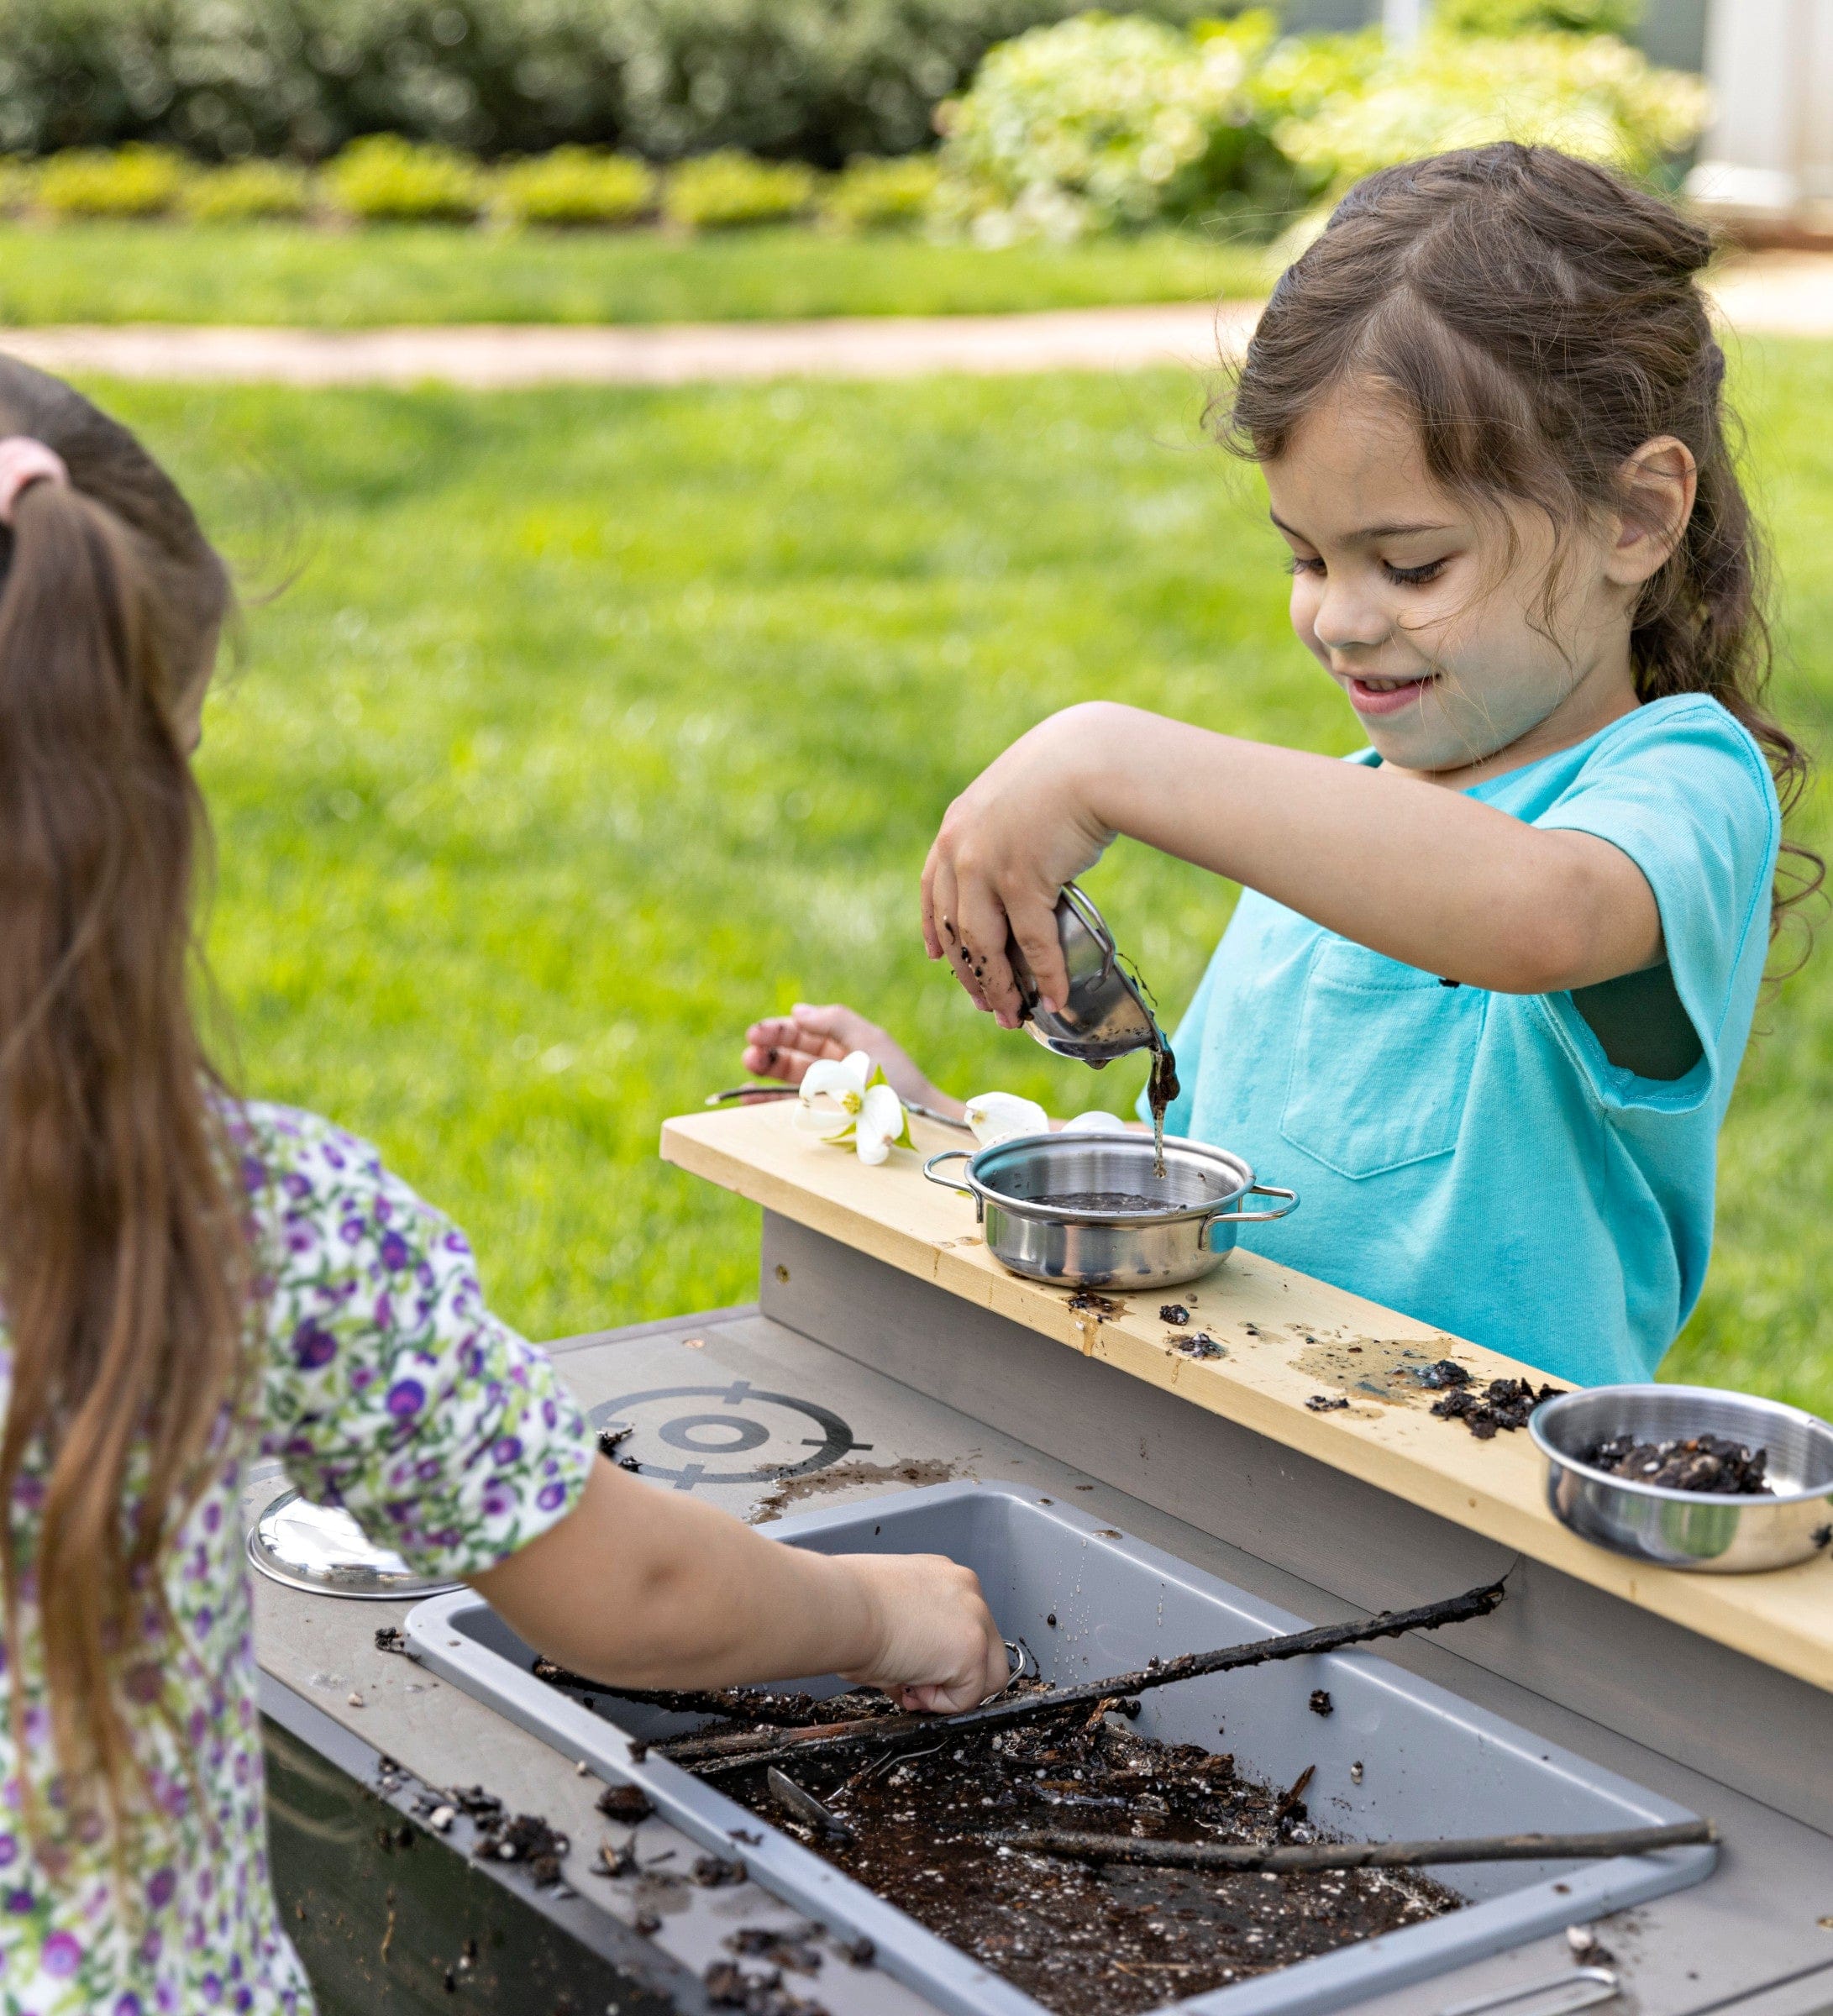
[748,1457,959,1525]
[1431,1378,1566,1441]
[722,1700,1455,2016]
[1290,1336,1462,1407]
[1147,1037,1180,1181]
[1585,1432,1773,1494]
[1036,1191,1170,1215]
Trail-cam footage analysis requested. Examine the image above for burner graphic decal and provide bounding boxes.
[589,1382,870,1490]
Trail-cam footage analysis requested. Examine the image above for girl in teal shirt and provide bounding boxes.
[745,144,1817,1389]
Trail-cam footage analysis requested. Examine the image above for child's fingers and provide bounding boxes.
[954,877,1024,1027]
[1004,885,1072,1018]
[927,859,990,1013]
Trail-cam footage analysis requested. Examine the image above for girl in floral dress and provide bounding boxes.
[0,367,1006,2014]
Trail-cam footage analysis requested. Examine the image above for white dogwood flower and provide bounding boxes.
[963,1091,1050,1147]
[795,1050,908,1165]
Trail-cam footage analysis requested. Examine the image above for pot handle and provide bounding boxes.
[922,1150,984,1224]
[1205,1184,1298,1232]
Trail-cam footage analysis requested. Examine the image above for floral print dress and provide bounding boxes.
[0,1104,597,2014]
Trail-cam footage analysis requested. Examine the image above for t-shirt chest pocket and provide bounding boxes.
[1279,938,1489,1180]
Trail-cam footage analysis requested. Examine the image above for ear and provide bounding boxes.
[1606,435,1697,588]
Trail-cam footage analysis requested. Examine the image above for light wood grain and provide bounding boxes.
[660,1102,1833,1693]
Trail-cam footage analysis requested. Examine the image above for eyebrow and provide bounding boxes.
[1268,512,1454,543]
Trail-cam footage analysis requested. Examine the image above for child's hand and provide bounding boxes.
[743,1003,963,1120]
[838,1552,1011,1714]
[921,706,1116,1028]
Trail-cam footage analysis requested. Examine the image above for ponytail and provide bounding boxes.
[0,363,241,1834]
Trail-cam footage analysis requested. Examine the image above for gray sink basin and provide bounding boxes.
[404,1480,1714,2016]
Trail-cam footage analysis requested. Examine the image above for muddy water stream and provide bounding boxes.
[721,1698,1454,2016]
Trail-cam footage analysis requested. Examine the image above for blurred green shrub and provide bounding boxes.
[0,1,1211,168]
[497,146,654,226]
[664,151,817,231]
[936,10,1705,240]
[183,157,313,222]
[1269,30,1707,192]
[1435,0,1642,33]
[328,135,486,222]
[935,11,1289,243]
[819,155,941,233]
[37,143,186,218]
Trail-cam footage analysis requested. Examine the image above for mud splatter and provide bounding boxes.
[1290,1336,1458,1407]
[749,1457,959,1525]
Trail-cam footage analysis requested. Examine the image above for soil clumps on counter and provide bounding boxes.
[1430,1378,1565,1440]
[717,1694,1454,2016]
[1584,1432,1773,1495]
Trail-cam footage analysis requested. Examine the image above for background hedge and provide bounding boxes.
[0,0,1212,166]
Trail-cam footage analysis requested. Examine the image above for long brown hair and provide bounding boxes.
[0,359,242,1830]
[1223,142,1822,943]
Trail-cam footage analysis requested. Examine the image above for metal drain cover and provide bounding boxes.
[248,1488,462,1600]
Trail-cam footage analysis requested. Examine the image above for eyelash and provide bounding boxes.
[1283,556,1447,586]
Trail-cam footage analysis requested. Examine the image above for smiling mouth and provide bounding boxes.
[1344,671,1437,717]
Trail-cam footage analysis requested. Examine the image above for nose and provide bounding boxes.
[1311,575,1392,654]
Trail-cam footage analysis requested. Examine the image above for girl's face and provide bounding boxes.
[1263,381,1650,784]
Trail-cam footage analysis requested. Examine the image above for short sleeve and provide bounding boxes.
[1534,699,1779,1113]
[241,1105,596,1579]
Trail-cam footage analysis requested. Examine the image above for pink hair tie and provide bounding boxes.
[0,438,68,525]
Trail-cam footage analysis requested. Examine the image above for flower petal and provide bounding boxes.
[801,1055,867,1105]
[1062,1110,1127,1134]
[793,1105,852,1139]
[859,1083,905,1154]
[855,1130,892,1166]
[964,1091,1050,1147]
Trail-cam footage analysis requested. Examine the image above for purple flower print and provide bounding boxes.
[0,1836,13,1867]
[281,1171,311,1201]
[542,1398,558,1430]
[4,1887,32,1913]
[148,1866,176,1910]
[11,1474,44,1511]
[481,1484,513,1520]
[491,1436,522,1465]
[202,1501,223,1535]
[291,1322,336,1371]
[239,1155,268,1194]
[114,1995,144,2016]
[202,1970,223,2002]
[373,1294,393,1329]
[536,1482,568,1513]
[381,1230,412,1269]
[340,1217,365,1245]
[416,1458,442,1483]
[42,1930,81,1977]
[386,1379,426,1419]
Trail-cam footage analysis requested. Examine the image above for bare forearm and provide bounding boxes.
[1075,706,1660,992]
[472,1460,879,1689]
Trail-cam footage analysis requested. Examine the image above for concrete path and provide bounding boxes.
[0,254,1825,389]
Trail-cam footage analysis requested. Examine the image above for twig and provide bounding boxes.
[664,1579,1506,1777]
[528,1660,836,1727]
[997,1819,1715,1874]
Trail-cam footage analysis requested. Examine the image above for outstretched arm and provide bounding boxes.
[743,1002,966,1121]
[471,1457,1007,1713]
[922,702,1661,1021]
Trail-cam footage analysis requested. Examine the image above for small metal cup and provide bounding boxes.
[1531,1384,1833,1573]
[1008,883,1158,1067]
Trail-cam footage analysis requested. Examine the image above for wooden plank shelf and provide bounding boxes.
[661,1101,1833,1694]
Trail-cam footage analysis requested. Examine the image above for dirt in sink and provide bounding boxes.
[721,1698,1457,2016]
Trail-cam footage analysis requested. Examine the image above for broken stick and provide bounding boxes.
[998,1819,1715,1873]
[529,1659,838,1727]
[666,1578,1506,1777]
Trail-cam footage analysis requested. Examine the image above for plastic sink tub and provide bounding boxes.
[404,1480,1714,2016]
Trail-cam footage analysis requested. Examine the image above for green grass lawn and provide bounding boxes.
[0,221,1268,325]
[93,341,1833,1411]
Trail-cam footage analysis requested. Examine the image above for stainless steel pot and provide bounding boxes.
[923,1131,1296,1290]
[1531,1384,1833,1573]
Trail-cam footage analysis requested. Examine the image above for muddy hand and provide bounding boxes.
[922,709,1115,1028]
[839,1553,1009,1714]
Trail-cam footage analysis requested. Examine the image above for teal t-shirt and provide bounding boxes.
[1141,695,1780,1387]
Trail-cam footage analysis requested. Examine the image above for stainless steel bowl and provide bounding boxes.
[923,1131,1296,1289]
[1531,1384,1833,1573]
[1008,884,1158,1067]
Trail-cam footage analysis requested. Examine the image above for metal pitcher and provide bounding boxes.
[1008,883,1158,1068]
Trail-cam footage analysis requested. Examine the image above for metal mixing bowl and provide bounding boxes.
[1531,1384,1833,1573]
[923,1131,1296,1289]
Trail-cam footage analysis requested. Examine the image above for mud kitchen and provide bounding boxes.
[244,1090,1833,2016]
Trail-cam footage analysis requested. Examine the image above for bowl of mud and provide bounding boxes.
[922,1131,1296,1290]
[1531,1383,1833,1572]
